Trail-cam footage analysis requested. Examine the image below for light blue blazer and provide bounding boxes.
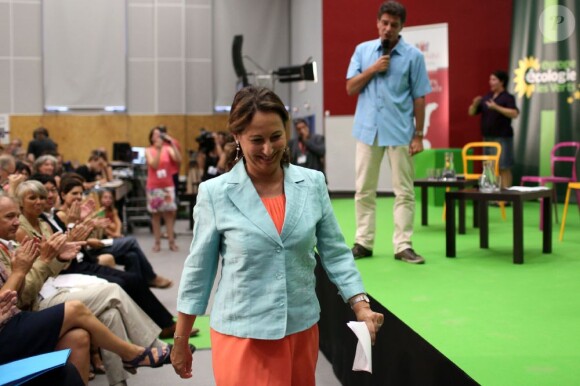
[177,161,365,340]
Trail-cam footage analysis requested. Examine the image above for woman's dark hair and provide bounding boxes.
[492,70,509,88]
[149,127,161,145]
[59,173,85,197]
[226,86,290,168]
[15,161,31,176]
[378,1,406,24]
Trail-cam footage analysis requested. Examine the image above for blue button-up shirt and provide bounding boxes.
[347,36,431,146]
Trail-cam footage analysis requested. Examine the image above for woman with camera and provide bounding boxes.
[145,127,182,252]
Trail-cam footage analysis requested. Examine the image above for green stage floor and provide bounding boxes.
[332,197,580,385]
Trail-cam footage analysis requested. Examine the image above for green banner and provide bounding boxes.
[510,0,579,193]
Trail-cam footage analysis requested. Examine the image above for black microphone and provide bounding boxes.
[380,39,391,74]
[382,39,391,56]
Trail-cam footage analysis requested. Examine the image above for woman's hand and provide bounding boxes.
[68,223,94,242]
[352,302,384,345]
[80,199,96,220]
[58,241,85,261]
[86,238,104,249]
[66,201,81,224]
[91,217,111,230]
[0,290,19,326]
[171,339,193,379]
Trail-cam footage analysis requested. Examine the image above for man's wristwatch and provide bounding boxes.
[414,131,424,138]
[349,293,370,309]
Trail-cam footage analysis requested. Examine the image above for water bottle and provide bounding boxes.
[479,160,496,193]
[441,152,456,180]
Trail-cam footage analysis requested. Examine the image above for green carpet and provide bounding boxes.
[332,197,580,385]
[161,315,212,350]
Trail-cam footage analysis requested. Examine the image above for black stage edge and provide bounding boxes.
[315,255,478,386]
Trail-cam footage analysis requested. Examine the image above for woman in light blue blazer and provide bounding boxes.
[172,87,383,385]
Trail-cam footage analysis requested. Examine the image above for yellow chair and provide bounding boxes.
[443,142,506,220]
[463,141,506,220]
[559,182,580,241]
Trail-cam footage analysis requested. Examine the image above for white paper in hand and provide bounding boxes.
[347,321,372,373]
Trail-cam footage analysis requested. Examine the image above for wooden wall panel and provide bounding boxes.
[10,114,230,175]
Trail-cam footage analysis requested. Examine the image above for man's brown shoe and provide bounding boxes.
[352,243,373,259]
[394,248,425,264]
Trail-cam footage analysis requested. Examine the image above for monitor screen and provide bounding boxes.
[131,147,146,165]
[113,142,132,162]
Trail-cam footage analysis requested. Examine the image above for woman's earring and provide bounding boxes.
[235,141,242,161]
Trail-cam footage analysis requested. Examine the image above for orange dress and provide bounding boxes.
[210,194,319,386]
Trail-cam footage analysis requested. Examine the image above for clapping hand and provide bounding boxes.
[80,199,97,221]
[58,241,85,261]
[38,232,68,263]
[0,290,19,327]
[91,217,111,230]
[10,236,39,275]
[68,223,94,242]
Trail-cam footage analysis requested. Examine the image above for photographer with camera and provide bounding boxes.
[196,129,229,182]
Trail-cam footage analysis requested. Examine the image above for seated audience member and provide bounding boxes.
[6,138,23,157]
[13,147,29,165]
[15,161,31,178]
[0,154,26,196]
[55,152,77,174]
[0,154,16,187]
[27,175,193,339]
[76,150,112,191]
[0,194,170,386]
[27,127,58,162]
[0,290,87,386]
[99,189,123,238]
[93,189,172,288]
[32,154,61,187]
[6,185,172,385]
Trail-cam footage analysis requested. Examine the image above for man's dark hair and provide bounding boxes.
[378,1,406,24]
[294,118,309,128]
[33,127,49,139]
[28,173,57,187]
[492,70,509,88]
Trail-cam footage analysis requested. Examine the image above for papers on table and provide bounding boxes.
[347,321,373,373]
[102,180,124,189]
[0,349,71,386]
[508,186,551,192]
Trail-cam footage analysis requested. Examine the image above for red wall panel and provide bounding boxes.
[323,0,513,148]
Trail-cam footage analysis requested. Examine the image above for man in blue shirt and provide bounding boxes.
[346,1,431,264]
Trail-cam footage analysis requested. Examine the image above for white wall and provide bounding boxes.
[325,115,393,192]
[0,0,297,115]
[289,0,323,136]
[213,0,290,109]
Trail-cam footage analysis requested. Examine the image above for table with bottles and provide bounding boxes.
[445,188,553,264]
